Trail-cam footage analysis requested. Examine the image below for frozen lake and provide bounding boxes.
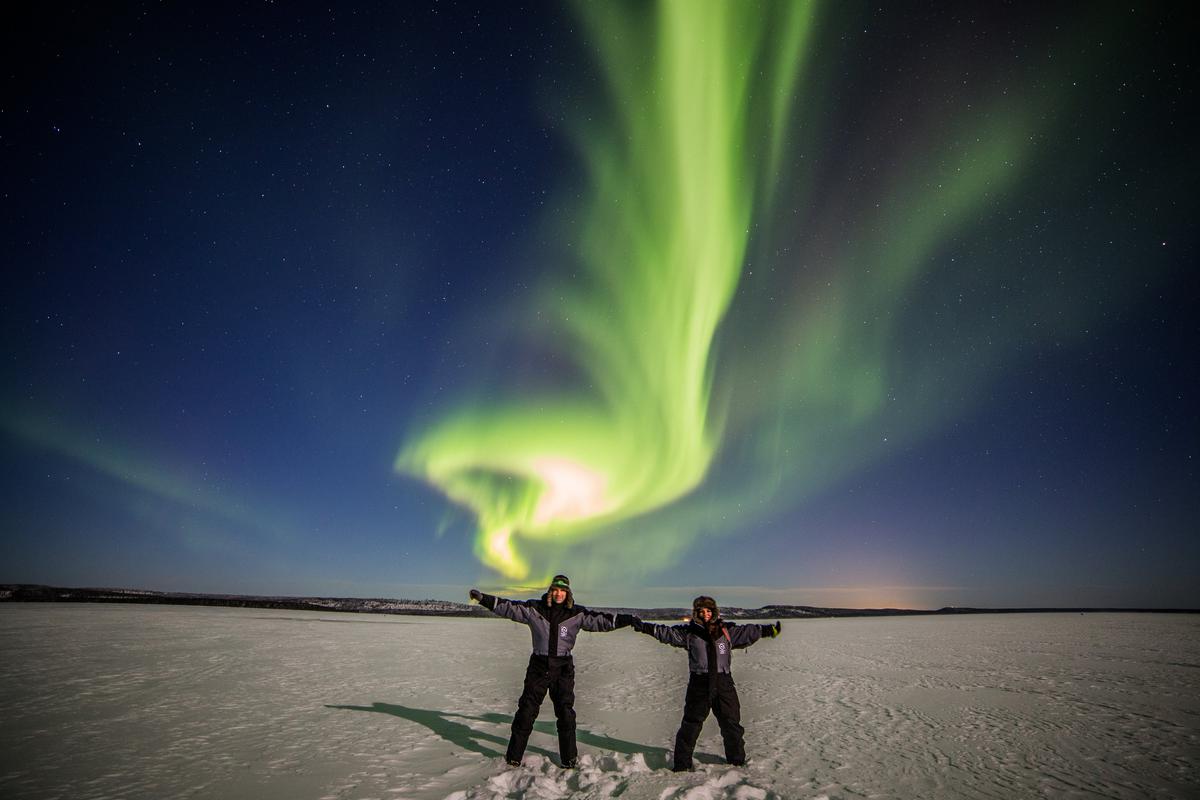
[1,604,1197,799]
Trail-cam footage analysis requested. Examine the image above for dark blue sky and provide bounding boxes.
[3,2,1197,608]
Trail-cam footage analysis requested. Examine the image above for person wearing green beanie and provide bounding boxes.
[469,574,636,768]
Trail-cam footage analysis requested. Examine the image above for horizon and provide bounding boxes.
[3,2,1197,610]
[6,580,1200,613]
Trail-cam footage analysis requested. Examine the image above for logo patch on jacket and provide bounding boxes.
[718,642,727,655]
[560,625,569,638]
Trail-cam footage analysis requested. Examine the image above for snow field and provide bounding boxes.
[0,605,1197,799]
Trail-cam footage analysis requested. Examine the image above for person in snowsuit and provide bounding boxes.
[469,575,635,768]
[634,595,781,772]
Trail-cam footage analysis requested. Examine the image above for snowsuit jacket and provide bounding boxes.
[642,620,764,674]
[478,592,619,657]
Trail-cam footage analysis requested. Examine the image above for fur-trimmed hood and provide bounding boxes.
[543,574,574,608]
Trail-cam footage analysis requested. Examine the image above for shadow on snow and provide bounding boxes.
[326,702,671,768]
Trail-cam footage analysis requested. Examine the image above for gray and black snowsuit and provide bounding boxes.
[478,592,626,764]
[640,619,771,770]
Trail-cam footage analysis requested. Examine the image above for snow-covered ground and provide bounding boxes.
[1,604,1196,799]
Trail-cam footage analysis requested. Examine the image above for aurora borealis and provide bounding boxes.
[396,1,816,580]
[3,2,1197,608]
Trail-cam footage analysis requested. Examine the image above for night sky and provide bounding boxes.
[3,2,1197,609]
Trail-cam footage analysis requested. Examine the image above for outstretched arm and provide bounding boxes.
[634,620,689,648]
[726,620,781,648]
[579,609,639,632]
[468,589,539,624]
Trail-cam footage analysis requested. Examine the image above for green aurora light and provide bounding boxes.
[396,0,817,581]
[0,409,296,553]
[396,2,1185,587]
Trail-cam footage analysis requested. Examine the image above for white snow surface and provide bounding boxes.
[1,604,1197,799]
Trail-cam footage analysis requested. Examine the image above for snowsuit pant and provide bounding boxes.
[506,654,576,764]
[673,672,744,770]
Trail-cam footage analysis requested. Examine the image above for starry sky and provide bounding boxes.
[3,2,1197,609]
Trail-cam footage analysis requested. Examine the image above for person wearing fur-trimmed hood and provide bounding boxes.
[469,575,636,768]
[633,595,781,771]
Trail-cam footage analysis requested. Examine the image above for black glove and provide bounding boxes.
[761,620,782,638]
[614,613,638,629]
[634,619,654,634]
[468,588,482,602]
